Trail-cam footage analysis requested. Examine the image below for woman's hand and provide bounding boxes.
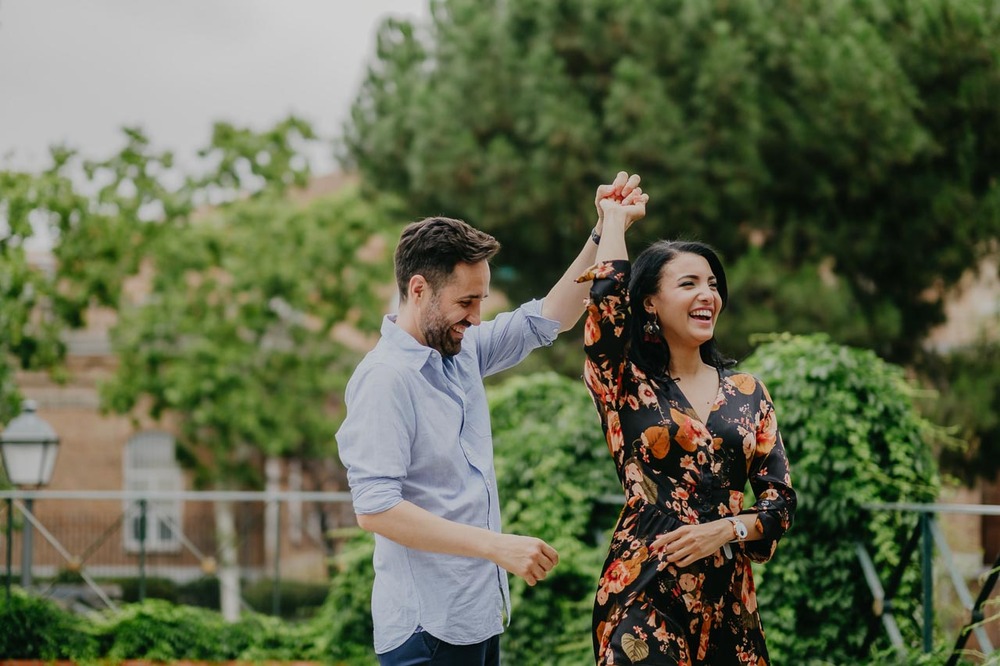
[651,520,731,568]
[598,189,648,230]
[595,171,647,234]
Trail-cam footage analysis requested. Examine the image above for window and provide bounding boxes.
[123,431,183,553]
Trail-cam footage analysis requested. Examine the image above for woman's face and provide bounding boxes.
[643,252,722,352]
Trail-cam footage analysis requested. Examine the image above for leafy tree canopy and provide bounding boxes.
[101,184,400,487]
[1,117,399,490]
[342,0,1000,362]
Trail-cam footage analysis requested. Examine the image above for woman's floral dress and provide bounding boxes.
[578,260,796,666]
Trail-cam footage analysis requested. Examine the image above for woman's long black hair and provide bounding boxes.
[628,240,735,380]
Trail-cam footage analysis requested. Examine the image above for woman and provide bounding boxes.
[578,190,796,665]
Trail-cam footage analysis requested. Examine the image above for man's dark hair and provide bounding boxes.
[628,239,735,378]
[394,217,501,300]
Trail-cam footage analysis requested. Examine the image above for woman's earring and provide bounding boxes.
[644,313,661,341]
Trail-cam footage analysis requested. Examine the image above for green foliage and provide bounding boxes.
[100,183,400,486]
[93,598,313,661]
[97,599,232,660]
[194,116,317,198]
[310,531,378,664]
[0,165,73,422]
[110,575,327,619]
[3,117,398,614]
[918,336,1000,481]
[718,249,902,363]
[740,334,940,664]
[490,372,620,664]
[242,578,331,620]
[343,0,1000,362]
[0,591,328,663]
[0,588,98,659]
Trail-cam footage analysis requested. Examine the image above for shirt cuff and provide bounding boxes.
[350,480,404,516]
[520,298,561,344]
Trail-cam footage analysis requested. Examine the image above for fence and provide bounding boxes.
[1,489,356,617]
[858,502,1000,666]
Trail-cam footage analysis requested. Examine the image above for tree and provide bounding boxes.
[716,249,900,363]
[2,119,324,429]
[2,117,398,620]
[99,185,398,620]
[342,0,1000,362]
[0,154,95,425]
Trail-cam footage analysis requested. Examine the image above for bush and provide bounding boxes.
[0,588,98,659]
[489,372,621,665]
[308,531,378,664]
[115,575,180,603]
[92,598,317,661]
[741,334,940,665]
[243,578,330,620]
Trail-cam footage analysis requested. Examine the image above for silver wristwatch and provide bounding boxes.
[726,516,748,542]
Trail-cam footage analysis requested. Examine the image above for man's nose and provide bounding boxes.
[467,304,482,326]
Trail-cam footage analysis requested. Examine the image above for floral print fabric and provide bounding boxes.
[578,260,796,666]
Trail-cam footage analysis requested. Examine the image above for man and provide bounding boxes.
[337,173,647,665]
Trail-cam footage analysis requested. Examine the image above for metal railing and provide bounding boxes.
[1,489,355,616]
[858,502,1000,666]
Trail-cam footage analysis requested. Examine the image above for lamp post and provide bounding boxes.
[1,400,60,591]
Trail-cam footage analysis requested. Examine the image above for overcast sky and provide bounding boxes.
[0,0,428,173]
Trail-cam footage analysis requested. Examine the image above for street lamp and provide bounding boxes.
[1,399,60,590]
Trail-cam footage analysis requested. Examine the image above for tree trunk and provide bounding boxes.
[214,498,241,622]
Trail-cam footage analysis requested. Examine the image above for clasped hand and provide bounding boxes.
[595,170,649,231]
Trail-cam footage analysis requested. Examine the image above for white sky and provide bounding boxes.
[0,0,428,173]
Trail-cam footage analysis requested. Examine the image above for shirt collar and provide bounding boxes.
[379,314,439,370]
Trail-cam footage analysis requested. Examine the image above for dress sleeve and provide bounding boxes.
[741,378,797,563]
[575,259,631,409]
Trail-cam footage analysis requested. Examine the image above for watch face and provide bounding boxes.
[736,522,748,539]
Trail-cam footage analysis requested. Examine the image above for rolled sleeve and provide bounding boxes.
[476,299,560,377]
[521,298,562,346]
[336,362,416,515]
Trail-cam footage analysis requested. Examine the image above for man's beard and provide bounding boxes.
[422,302,465,357]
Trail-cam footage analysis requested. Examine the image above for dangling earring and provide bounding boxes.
[643,312,661,341]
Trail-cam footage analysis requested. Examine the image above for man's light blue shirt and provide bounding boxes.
[336,299,560,654]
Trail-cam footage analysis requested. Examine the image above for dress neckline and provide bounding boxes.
[668,366,724,425]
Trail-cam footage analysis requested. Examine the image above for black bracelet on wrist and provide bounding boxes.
[590,227,601,245]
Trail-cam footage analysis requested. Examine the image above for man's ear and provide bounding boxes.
[408,275,429,303]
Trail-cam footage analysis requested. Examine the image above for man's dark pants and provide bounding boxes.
[377,629,500,666]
